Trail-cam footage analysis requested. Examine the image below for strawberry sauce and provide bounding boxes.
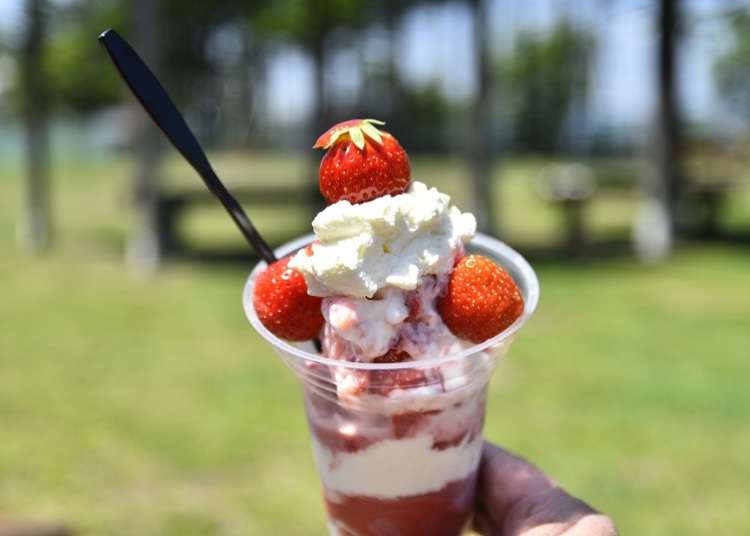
[304,386,487,536]
[325,473,477,536]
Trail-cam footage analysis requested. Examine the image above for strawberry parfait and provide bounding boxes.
[245,119,538,536]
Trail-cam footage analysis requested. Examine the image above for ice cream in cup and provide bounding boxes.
[245,120,539,536]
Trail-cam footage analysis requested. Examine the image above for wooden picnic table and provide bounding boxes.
[536,163,597,256]
[681,179,737,237]
[156,182,320,256]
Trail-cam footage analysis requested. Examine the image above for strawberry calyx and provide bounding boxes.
[314,118,386,150]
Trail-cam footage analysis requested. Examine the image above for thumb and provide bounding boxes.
[474,442,617,536]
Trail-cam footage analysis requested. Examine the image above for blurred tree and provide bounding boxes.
[380,1,408,116]
[714,8,750,119]
[375,0,421,118]
[256,0,367,214]
[355,1,442,142]
[159,1,264,102]
[387,84,453,152]
[501,21,594,153]
[635,0,683,262]
[27,0,266,124]
[5,1,124,118]
[657,0,682,232]
[44,0,124,115]
[257,0,366,137]
[468,0,494,234]
[126,0,163,274]
[17,0,51,254]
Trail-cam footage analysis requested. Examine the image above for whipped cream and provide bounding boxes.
[312,433,482,499]
[323,287,408,359]
[289,182,476,298]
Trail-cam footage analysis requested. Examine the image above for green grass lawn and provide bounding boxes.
[1,153,749,535]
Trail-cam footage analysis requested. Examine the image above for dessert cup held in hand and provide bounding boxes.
[243,233,539,536]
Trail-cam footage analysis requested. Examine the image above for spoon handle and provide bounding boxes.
[98,28,277,264]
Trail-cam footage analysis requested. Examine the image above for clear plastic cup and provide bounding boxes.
[243,233,539,536]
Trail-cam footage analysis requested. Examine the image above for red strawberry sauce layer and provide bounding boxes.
[324,472,477,536]
[303,387,487,536]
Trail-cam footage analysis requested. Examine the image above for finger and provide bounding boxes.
[503,487,598,536]
[472,502,500,536]
[476,442,617,536]
[476,442,555,528]
[561,513,618,536]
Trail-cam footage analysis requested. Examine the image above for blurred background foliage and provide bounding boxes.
[1,0,749,535]
[714,7,750,119]
[500,21,594,153]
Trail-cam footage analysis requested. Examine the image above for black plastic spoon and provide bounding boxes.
[98,28,277,265]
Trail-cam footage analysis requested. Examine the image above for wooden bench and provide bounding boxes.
[681,180,736,238]
[536,163,597,256]
[155,184,320,257]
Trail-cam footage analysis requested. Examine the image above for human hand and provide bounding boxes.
[474,442,617,536]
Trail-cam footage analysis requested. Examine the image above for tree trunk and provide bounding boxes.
[239,27,255,146]
[469,0,495,235]
[127,0,164,274]
[658,0,682,219]
[307,36,328,215]
[383,1,400,116]
[18,0,51,254]
[641,0,681,260]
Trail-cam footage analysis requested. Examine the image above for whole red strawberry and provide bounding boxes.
[437,255,524,344]
[315,118,410,204]
[253,256,324,341]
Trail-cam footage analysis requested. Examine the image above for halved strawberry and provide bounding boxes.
[391,410,439,439]
[368,367,429,396]
[405,291,421,322]
[372,349,412,364]
[437,255,524,343]
[368,350,429,396]
[252,257,324,341]
[315,118,410,205]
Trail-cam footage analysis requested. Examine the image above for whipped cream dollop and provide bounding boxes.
[289,181,476,298]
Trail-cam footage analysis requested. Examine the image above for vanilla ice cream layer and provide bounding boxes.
[322,275,465,362]
[323,287,408,359]
[289,182,476,298]
[312,433,482,499]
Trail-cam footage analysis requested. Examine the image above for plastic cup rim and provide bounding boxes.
[242,232,540,371]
